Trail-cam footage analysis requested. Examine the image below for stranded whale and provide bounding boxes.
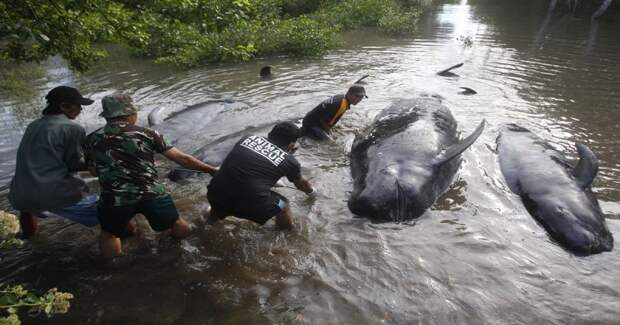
[348,96,485,221]
[497,123,613,255]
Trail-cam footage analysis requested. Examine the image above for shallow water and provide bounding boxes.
[1,0,620,324]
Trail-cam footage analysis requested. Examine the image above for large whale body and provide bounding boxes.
[497,124,613,255]
[348,97,485,221]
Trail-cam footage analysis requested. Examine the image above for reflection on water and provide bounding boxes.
[1,0,620,323]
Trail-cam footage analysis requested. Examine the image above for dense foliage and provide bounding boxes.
[0,0,425,71]
[0,211,73,325]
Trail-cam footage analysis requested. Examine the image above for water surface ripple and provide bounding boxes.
[1,1,619,324]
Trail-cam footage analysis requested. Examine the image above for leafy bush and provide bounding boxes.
[313,0,421,33]
[281,0,322,17]
[1,0,428,70]
[257,16,337,56]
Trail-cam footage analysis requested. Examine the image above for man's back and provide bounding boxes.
[208,135,300,201]
[85,121,171,206]
[9,115,85,211]
[302,94,348,130]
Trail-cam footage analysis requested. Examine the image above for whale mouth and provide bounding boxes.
[389,180,408,222]
[348,180,424,222]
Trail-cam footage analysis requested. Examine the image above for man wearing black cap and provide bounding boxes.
[206,122,315,230]
[9,85,99,237]
[301,84,367,141]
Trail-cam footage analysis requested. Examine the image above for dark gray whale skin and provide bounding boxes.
[348,97,485,222]
[497,124,613,255]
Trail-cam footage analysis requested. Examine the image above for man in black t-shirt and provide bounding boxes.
[206,122,314,229]
[301,84,367,141]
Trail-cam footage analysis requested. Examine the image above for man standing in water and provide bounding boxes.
[9,86,99,237]
[206,122,315,229]
[301,84,367,141]
[84,94,218,259]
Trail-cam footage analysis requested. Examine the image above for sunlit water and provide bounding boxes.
[1,1,619,324]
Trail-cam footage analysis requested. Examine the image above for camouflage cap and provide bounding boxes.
[100,94,138,118]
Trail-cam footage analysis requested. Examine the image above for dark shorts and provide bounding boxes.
[207,190,288,225]
[97,194,179,237]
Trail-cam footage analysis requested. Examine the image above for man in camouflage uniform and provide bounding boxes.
[84,94,218,259]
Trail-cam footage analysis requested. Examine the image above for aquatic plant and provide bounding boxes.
[0,286,74,324]
[0,211,73,324]
[0,211,19,244]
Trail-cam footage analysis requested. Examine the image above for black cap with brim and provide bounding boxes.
[45,86,94,106]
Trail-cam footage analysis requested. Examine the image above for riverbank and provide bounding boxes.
[1,0,433,73]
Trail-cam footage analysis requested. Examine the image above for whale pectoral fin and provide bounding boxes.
[433,119,486,166]
[572,143,599,188]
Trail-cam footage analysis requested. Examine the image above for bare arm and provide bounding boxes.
[163,147,218,176]
[293,175,314,195]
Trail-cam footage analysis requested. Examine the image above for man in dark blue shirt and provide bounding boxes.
[301,85,367,141]
[206,122,314,230]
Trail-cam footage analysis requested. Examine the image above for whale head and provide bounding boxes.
[525,191,614,255]
[348,164,437,222]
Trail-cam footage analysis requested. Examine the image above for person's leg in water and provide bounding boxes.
[311,127,333,141]
[301,126,333,141]
[171,217,191,238]
[99,230,122,259]
[19,211,38,238]
[275,206,293,230]
[205,207,224,225]
[140,194,192,238]
[96,203,137,259]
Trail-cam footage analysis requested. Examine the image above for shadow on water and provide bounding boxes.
[1,0,620,324]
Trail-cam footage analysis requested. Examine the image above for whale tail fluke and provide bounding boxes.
[434,119,486,166]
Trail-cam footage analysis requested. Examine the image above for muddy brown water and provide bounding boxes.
[1,1,619,324]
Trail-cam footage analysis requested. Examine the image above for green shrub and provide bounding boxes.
[257,16,337,56]
[281,0,322,17]
[1,0,429,70]
[313,0,421,33]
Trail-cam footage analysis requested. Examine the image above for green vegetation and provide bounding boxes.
[0,285,74,325]
[0,211,74,325]
[0,63,45,97]
[1,0,428,71]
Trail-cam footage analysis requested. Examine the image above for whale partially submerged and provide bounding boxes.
[348,97,485,221]
[497,124,613,255]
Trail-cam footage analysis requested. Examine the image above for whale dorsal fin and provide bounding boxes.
[148,107,165,127]
[433,119,486,166]
[572,143,598,188]
[437,62,464,75]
